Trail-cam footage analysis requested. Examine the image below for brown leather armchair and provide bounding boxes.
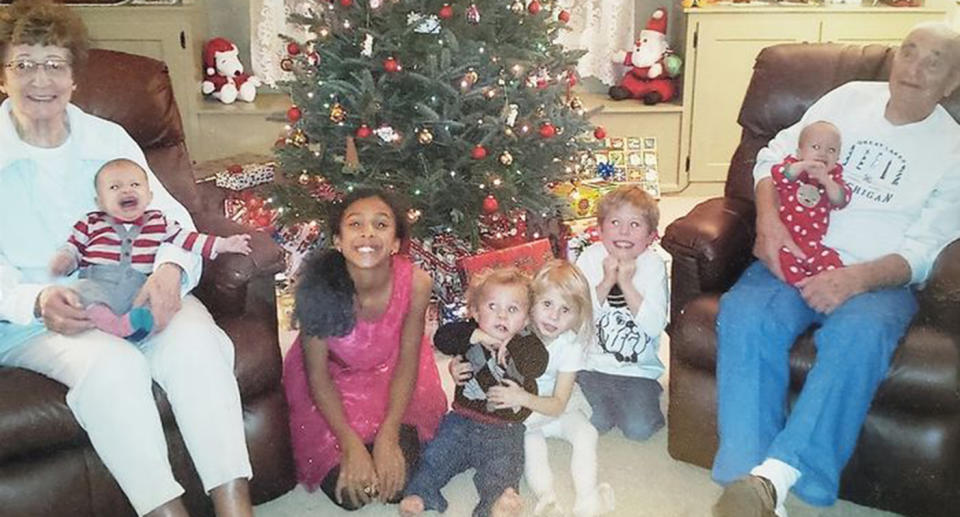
[662,43,960,517]
[0,49,296,516]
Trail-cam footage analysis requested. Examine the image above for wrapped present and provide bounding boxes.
[550,179,608,219]
[273,220,326,278]
[223,191,277,230]
[458,239,554,284]
[214,161,276,191]
[479,209,528,250]
[274,273,297,332]
[408,234,475,304]
[565,222,601,263]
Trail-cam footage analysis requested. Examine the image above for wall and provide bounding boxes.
[207,0,252,63]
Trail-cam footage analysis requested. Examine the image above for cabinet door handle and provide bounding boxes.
[180,30,186,50]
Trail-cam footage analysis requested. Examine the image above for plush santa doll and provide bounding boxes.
[201,37,261,104]
[609,8,676,105]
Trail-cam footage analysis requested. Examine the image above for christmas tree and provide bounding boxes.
[270,0,598,247]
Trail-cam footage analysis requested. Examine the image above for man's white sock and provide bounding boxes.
[751,458,800,517]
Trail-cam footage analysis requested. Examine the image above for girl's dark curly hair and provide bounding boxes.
[294,187,410,339]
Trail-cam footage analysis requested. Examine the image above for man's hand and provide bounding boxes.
[132,263,183,331]
[214,234,252,256]
[796,267,864,314]
[37,286,93,335]
[48,252,77,277]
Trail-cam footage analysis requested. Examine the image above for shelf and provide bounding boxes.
[578,91,683,114]
[685,2,946,13]
[195,92,291,117]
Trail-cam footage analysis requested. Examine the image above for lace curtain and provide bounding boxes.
[252,0,636,87]
[555,0,636,86]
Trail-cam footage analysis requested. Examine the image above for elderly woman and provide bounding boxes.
[0,2,254,517]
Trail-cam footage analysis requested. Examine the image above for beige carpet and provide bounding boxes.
[255,195,900,517]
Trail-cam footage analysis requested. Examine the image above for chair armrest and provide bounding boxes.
[191,210,285,317]
[661,197,756,326]
[917,239,960,335]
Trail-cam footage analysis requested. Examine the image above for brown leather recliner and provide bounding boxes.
[662,43,960,517]
[0,49,296,516]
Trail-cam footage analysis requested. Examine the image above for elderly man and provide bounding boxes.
[712,23,960,517]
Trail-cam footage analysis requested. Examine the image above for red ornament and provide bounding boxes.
[287,106,302,122]
[287,42,300,55]
[558,10,570,23]
[482,195,499,214]
[439,4,453,19]
[383,57,400,73]
[247,196,264,210]
[471,145,488,160]
[593,126,607,140]
[339,0,353,6]
[527,0,541,15]
[355,124,372,139]
[539,123,556,138]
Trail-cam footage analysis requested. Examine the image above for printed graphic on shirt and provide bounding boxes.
[597,307,649,363]
[841,140,905,204]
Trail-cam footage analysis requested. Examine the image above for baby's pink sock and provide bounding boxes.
[86,304,154,342]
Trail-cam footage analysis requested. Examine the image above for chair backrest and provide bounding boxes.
[726,43,960,202]
[0,48,201,211]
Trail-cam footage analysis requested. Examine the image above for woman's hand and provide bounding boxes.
[372,426,406,502]
[37,286,93,335]
[335,433,379,507]
[132,263,183,331]
[48,252,77,277]
[448,355,473,385]
[487,379,528,411]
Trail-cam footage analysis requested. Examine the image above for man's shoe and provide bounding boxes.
[713,475,777,517]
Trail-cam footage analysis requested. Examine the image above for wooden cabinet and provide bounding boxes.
[74,0,208,155]
[679,5,947,189]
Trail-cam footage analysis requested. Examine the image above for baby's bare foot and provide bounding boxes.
[491,487,524,517]
[399,495,424,517]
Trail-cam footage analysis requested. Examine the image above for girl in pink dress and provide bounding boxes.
[282,188,446,510]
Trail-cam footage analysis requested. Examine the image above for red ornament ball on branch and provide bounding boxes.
[287,106,302,122]
[439,4,453,19]
[558,10,570,23]
[594,126,607,140]
[287,42,300,55]
[539,123,556,138]
[527,0,541,15]
[355,124,373,139]
[482,195,499,214]
[471,145,488,160]
[383,57,400,73]
[339,0,353,7]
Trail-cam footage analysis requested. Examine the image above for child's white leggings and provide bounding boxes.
[524,409,599,510]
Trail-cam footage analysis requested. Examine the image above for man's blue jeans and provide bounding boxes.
[712,261,916,506]
[404,411,524,517]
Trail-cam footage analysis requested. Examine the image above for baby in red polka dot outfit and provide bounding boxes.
[772,121,853,285]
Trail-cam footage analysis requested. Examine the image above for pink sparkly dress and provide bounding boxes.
[283,256,447,490]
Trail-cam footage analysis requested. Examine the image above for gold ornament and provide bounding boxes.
[299,173,311,184]
[570,96,583,110]
[504,126,515,137]
[499,151,514,166]
[464,68,479,86]
[329,103,347,123]
[417,128,434,145]
[510,1,524,14]
[407,208,422,224]
[291,129,308,146]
